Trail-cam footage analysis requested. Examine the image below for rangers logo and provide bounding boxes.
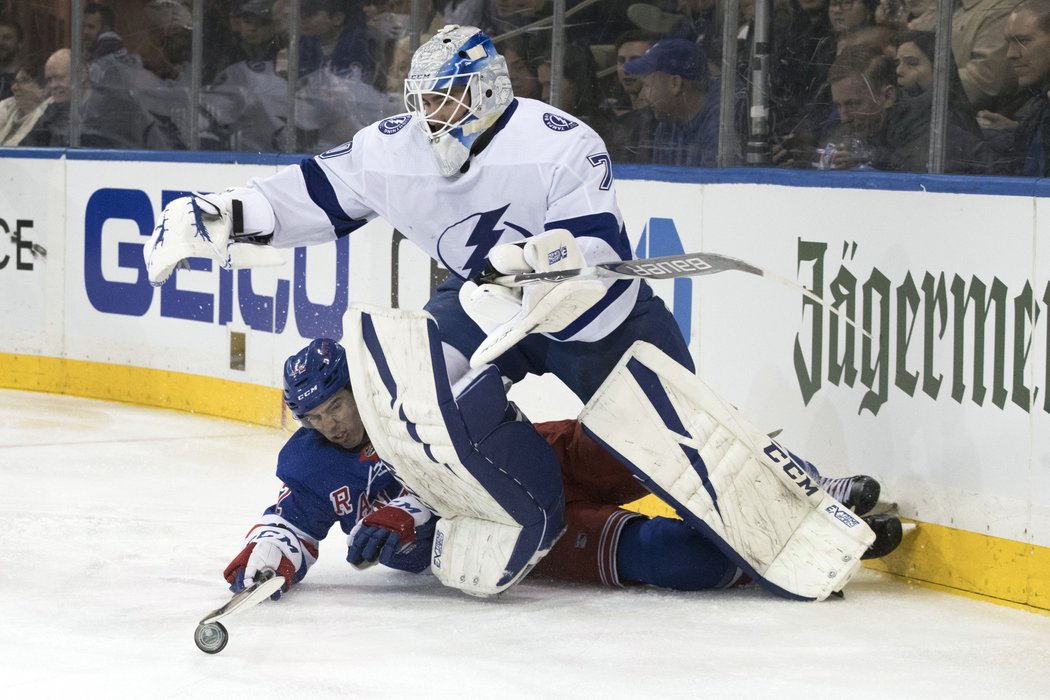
[542,113,578,132]
[378,115,412,134]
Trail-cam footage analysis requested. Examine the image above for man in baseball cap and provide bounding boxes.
[623,38,722,166]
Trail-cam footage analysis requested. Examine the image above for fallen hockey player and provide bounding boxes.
[223,333,902,603]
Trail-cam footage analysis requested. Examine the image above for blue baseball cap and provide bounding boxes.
[623,38,705,82]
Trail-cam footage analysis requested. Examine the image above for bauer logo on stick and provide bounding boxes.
[620,256,713,277]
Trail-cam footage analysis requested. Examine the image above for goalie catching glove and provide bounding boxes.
[346,496,436,574]
[459,229,607,366]
[144,188,285,286]
[223,516,318,600]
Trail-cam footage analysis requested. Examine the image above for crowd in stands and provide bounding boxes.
[1,0,1050,175]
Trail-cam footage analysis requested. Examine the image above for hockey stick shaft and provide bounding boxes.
[477,251,764,286]
[478,250,872,340]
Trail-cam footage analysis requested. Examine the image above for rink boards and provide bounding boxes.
[1,148,1048,613]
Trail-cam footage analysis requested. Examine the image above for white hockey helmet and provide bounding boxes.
[404,25,513,176]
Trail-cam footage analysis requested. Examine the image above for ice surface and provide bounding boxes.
[2,389,1048,698]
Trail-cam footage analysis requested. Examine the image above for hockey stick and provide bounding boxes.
[477,251,763,286]
[193,568,284,654]
[477,250,873,340]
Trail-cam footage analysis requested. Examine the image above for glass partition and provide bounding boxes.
[0,0,1038,177]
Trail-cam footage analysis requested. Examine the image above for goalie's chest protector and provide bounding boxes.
[330,98,609,280]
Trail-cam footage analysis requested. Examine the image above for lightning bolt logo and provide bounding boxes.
[437,204,532,279]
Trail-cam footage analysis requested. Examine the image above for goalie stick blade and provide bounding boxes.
[199,568,283,625]
[478,251,764,287]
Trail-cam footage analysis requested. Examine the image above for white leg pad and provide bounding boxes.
[343,303,563,596]
[579,341,875,601]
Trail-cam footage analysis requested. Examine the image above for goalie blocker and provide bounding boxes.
[579,342,875,601]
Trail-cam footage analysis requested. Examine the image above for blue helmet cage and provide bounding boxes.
[282,338,351,420]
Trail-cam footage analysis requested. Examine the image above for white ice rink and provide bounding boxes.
[2,389,1048,699]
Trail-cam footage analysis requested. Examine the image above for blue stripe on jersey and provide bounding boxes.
[299,158,370,238]
[546,214,631,260]
[549,278,633,341]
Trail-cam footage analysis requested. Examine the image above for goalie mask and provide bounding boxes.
[283,338,350,420]
[404,25,513,176]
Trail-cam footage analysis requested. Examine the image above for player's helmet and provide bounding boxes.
[282,338,350,420]
[404,25,513,176]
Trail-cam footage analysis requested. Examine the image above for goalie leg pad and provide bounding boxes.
[345,304,565,596]
[579,342,875,601]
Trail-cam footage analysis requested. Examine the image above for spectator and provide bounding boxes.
[368,0,446,96]
[136,0,194,81]
[83,3,121,60]
[898,0,935,31]
[0,54,50,146]
[827,0,878,37]
[821,44,986,172]
[534,42,602,121]
[25,48,168,149]
[624,37,721,167]
[0,18,24,101]
[953,0,1021,113]
[874,0,909,29]
[896,29,977,120]
[226,0,282,66]
[497,37,541,100]
[273,0,373,81]
[999,0,1050,175]
[895,29,934,94]
[598,30,659,164]
[614,30,661,115]
[378,34,419,95]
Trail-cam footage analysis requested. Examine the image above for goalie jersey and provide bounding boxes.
[248,97,640,343]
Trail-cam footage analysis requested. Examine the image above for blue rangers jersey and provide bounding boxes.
[264,427,403,542]
[249,97,639,343]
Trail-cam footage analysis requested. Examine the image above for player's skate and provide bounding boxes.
[860,512,904,559]
[816,474,881,516]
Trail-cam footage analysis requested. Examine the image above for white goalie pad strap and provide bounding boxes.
[343,303,561,596]
[579,342,875,601]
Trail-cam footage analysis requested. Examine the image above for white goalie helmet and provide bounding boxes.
[404,25,513,176]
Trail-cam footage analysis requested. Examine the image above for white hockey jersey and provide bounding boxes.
[248,97,639,343]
